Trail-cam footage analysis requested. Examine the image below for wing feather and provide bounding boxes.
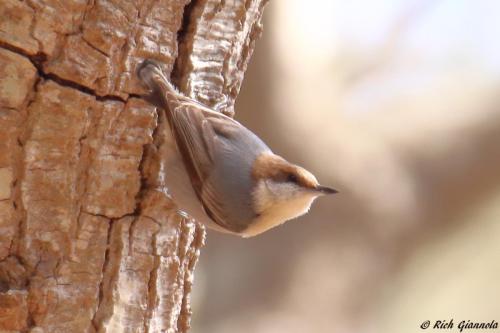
[168,103,243,231]
[139,61,254,232]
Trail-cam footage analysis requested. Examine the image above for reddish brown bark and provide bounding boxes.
[0,0,268,331]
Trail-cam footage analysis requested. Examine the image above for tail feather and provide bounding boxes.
[136,59,182,110]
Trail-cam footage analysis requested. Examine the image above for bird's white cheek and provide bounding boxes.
[242,194,317,237]
[285,195,317,219]
[252,180,275,213]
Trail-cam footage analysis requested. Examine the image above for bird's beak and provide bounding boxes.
[315,185,338,195]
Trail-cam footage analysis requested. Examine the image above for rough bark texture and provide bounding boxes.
[0,0,268,332]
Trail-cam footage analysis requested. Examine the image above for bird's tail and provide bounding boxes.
[136,59,184,112]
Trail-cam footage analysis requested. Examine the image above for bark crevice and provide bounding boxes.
[0,0,268,331]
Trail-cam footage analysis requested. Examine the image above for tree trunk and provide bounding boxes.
[0,0,268,332]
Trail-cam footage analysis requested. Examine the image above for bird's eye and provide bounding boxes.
[287,174,298,183]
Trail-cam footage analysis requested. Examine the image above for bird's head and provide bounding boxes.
[246,153,337,236]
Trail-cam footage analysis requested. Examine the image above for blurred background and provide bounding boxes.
[191,1,500,332]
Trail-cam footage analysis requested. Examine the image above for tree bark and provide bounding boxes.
[0,0,268,332]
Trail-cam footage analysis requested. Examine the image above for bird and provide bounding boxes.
[137,59,337,237]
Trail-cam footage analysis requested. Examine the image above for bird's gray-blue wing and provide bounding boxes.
[168,103,245,231]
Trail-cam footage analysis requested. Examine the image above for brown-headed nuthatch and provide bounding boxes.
[137,59,337,237]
